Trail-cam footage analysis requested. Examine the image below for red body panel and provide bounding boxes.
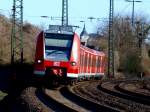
[34,32,45,71]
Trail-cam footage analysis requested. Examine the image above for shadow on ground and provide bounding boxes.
[0,63,35,112]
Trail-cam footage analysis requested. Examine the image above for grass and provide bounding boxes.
[0,91,7,101]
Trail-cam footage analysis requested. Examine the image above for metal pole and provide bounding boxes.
[11,0,23,64]
[137,22,143,78]
[125,0,142,28]
[11,0,16,64]
[108,0,114,77]
[62,0,68,26]
[132,0,134,27]
[21,0,23,63]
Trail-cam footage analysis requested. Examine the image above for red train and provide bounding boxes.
[34,27,105,85]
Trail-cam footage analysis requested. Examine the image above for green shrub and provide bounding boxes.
[125,54,140,73]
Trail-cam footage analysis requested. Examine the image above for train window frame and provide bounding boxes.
[44,33,74,61]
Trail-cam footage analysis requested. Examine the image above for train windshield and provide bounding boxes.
[44,33,73,61]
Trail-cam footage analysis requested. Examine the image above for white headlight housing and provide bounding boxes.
[37,59,42,64]
[70,62,76,66]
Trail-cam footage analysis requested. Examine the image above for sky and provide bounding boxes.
[0,0,150,34]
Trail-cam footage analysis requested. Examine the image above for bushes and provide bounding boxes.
[0,15,40,64]
[118,46,141,74]
[124,54,140,73]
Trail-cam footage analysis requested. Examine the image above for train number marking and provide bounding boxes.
[53,62,60,66]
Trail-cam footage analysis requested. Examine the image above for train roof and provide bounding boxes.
[45,25,74,35]
[45,30,74,35]
[81,45,105,56]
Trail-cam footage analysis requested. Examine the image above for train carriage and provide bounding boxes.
[34,28,105,85]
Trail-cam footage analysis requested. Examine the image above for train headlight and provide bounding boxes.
[70,62,76,66]
[58,30,61,33]
[37,59,42,64]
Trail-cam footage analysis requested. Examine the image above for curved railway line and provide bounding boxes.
[20,83,118,112]
[1,79,150,112]
[19,79,150,111]
[98,80,150,111]
[99,81,150,105]
[56,80,150,111]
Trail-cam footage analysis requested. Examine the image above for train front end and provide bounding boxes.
[34,30,80,84]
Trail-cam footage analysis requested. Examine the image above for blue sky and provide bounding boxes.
[0,0,150,34]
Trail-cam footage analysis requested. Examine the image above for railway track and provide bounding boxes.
[98,80,150,111]
[99,80,150,105]
[15,80,119,112]
[20,86,82,112]
[59,86,118,112]
[2,79,149,111]
[20,87,52,112]
[115,82,150,104]
[71,80,150,111]
[20,84,117,112]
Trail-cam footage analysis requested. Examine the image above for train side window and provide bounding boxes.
[90,55,93,73]
[81,50,84,73]
[97,57,100,72]
[102,56,105,67]
[86,53,89,73]
[100,56,103,67]
[92,57,95,67]
[88,54,91,72]
[95,56,98,73]
[82,51,85,73]
[80,50,82,65]
[84,52,87,68]
[79,49,82,73]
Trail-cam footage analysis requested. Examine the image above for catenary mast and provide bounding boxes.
[108,0,114,77]
[11,0,23,64]
[62,0,68,26]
